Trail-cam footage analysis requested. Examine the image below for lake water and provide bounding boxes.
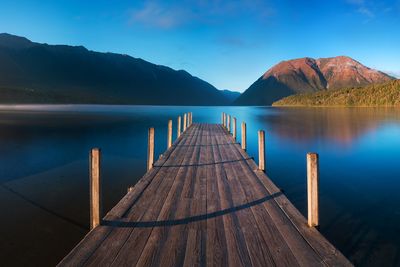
[0,105,399,266]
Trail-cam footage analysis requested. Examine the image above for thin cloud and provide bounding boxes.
[346,0,375,19]
[129,0,274,29]
[346,0,365,4]
[357,6,375,17]
[129,2,193,28]
[386,71,400,78]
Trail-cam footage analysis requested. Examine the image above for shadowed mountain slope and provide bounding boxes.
[0,33,231,105]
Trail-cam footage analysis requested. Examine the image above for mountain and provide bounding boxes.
[273,79,400,106]
[220,89,241,103]
[235,56,394,105]
[0,33,230,105]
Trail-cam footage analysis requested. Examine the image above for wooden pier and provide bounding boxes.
[59,115,351,266]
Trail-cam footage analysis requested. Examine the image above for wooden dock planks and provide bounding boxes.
[59,123,352,267]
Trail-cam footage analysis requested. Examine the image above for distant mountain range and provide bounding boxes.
[0,33,236,105]
[235,56,394,105]
[0,34,395,106]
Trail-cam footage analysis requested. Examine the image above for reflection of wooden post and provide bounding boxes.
[233,117,237,140]
[167,120,172,149]
[183,113,187,131]
[177,116,181,138]
[90,148,102,230]
[307,153,319,227]
[241,122,246,150]
[258,130,265,171]
[147,128,154,171]
[227,115,231,133]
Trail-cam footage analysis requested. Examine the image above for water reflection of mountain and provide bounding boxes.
[265,108,400,145]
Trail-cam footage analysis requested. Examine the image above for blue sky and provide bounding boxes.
[0,0,399,92]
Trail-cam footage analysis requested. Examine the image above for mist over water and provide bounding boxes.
[0,105,399,266]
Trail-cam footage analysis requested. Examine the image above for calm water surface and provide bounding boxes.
[0,105,399,266]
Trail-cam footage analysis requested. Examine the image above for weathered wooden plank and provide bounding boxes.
[80,126,203,266]
[215,127,276,266]
[205,125,229,267]
[182,124,208,267]
[224,125,351,266]
[211,128,253,267]
[105,125,204,267]
[133,125,204,267]
[152,125,207,267]
[60,123,352,267]
[57,127,197,267]
[216,125,303,266]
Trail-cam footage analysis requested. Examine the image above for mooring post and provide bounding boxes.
[89,148,102,230]
[233,117,237,140]
[258,130,265,171]
[307,153,319,227]
[227,115,231,133]
[183,113,187,131]
[224,113,227,129]
[189,112,192,126]
[223,113,226,128]
[177,116,181,138]
[241,122,247,150]
[147,127,155,171]
[221,112,224,125]
[167,119,172,149]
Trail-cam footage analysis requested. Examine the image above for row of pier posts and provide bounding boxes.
[88,111,318,231]
[221,112,319,228]
[147,112,192,171]
[89,112,193,230]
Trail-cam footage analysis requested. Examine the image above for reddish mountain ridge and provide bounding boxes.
[235,56,394,105]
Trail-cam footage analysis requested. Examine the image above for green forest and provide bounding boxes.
[273,80,400,107]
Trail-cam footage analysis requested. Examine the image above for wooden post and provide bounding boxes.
[233,117,237,140]
[147,127,154,171]
[189,112,192,126]
[223,113,226,128]
[258,130,265,171]
[221,113,224,125]
[167,119,172,149]
[89,148,102,230]
[177,116,181,138]
[307,153,319,227]
[183,113,187,131]
[227,115,231,133]
[241,122,247,150]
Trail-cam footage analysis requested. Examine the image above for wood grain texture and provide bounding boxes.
[258,130,265,171]
[147,127,155,171]
[59,123,352,267]
[178,116,181,138]
[89,148,101,230]
[307,153,319,227]
[168,119,173,149]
